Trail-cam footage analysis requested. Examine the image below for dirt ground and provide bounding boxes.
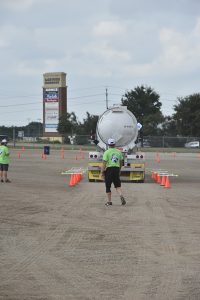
[0,148,200,300]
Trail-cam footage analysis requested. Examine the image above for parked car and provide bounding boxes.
[184,141,199,148]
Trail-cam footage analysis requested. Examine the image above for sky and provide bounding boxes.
[1,0,200,126]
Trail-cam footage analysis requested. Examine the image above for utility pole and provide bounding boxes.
[106,88,108,109]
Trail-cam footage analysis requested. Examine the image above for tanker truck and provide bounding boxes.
[88,105,145,182]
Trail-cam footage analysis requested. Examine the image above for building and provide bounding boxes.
[43,72,67,142]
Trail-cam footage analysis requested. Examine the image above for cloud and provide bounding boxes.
[93,20,126,37]
[158,22,200,72]
[1,0,36,11]
[83,41,131,63]
[1,0,200,125]
[109,0,200,17]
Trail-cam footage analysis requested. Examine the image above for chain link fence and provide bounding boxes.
[7,134,200,149]
[139,136,200,148]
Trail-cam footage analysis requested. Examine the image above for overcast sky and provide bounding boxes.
[1,0,200,126]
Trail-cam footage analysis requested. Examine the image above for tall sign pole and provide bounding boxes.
[43,72,67,142]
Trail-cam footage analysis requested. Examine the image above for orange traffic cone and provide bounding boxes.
[160,175,166,186]
[157,173,161,184]
[75,173,80,183]
[22,146,25,152]
[69,174,76,186]
[154,172,157,182]
[164,176,171,188]
[42,153,46,160]
[18,152,21,159]
[76,173,80,182]
[172,152,176,158]
[156,154,161,163]
[198,153,200,158]
[151,171,155,180]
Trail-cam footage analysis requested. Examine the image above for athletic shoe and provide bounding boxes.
[120,195,126,205]
[1,179,3,183]
[5,179,11,183]
[105,202,112,206]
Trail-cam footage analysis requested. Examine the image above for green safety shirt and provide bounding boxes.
[102,148,123,168]
[0,145,10,164]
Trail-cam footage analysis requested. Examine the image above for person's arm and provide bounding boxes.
[119,152,123,174]
[5,148,9,156]
[101,160,107,177]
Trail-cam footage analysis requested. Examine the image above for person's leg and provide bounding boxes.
[4,165,10,182]
[115,186,122,197]
[116,187,126,205]
[0,165,3,182]
[105,168,112,205]
[113,168,126,205]
[106,192,112,202]
[4,170,7,181]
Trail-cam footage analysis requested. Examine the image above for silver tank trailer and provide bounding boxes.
[96,106,138,152]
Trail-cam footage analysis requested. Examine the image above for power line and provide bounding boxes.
[0,101,42,108]
[68,93,104,100]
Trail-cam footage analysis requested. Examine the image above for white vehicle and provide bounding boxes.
[88,106,145,182]
[184,141,199,148]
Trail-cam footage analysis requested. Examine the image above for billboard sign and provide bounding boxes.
[44,89,59,133]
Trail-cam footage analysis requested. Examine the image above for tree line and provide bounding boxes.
[58,85,200,138]
[1,85,200,139]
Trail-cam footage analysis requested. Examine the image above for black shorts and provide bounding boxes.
[105,167,121,193]
[0,164,9,171]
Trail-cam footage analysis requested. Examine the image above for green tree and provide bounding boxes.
[26,122,42,137]
[173,93,200,136]
[160,116,177,136]
[121,85,164,135]
[81,112,99,135]
[57,112,79,136]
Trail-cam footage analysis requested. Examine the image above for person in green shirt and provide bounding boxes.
[0,139,11,183]
[101,138,126,206]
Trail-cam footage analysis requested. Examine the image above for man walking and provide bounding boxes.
[101,138,126,206]
[0,139,11,183]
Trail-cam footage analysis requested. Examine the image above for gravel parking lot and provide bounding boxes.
[0,148,200,300]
